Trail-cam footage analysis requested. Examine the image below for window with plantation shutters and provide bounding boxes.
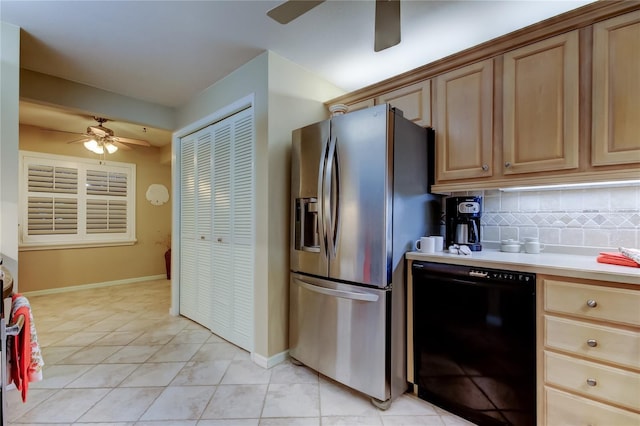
[19,151,136,249]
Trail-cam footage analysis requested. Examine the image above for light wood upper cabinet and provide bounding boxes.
[344,98,374,113]
[375,81,431,126]
[503,31,580,175]
[434,59,493,182]
[592,10,640,166]
[325,5,640,192]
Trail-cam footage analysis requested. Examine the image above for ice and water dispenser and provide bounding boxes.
[294,197,320,252]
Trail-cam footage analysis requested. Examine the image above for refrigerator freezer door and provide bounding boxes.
[289,273,389,401]
[329,104,391,287]
[291,120,330,277]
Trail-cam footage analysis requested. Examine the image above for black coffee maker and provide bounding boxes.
[446,196,482,251]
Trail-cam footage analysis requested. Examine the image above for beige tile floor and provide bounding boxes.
[5,279,474,425]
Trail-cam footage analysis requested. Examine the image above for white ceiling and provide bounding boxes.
[1,0,594,147]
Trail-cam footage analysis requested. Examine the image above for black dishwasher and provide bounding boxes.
[411,261,536,426]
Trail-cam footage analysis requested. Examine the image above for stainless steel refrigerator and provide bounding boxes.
[289,104,441,408]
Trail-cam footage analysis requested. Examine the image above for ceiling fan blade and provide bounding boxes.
[38,127,84,136]
[112,141,132,151]
[111,136,151,147]
[374,0,401,52]
[67,136,92,145]
[267,0,325,24]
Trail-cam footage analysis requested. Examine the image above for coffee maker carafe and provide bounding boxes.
[446,196,482,251]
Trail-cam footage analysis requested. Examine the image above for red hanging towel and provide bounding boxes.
[8,293,44,403]
[9,305,31,402]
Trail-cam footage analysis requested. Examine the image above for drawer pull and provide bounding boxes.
[586,339,598,347]
[586,299,597,308]
[586,378,597,387]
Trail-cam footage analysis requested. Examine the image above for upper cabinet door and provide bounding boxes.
[344,98,375,113]
[592,10,640,166]
[434,59,493,182]
[502,31,580,175]
[376,81,431,126]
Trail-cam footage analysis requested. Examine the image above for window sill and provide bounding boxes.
[19,239,137,251]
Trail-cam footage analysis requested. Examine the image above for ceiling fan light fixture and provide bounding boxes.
[83,138,118,155]
[105,142,118,154]
[84,139,102,154]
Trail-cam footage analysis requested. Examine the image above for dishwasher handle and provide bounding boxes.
[295,279,379,302]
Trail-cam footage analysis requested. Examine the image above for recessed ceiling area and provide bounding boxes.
[19,101,172,148]
[2,0,596,145]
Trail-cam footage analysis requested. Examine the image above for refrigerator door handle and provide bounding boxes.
[318,135,331,255]
[324,136,338,258]
[294,278,379,302]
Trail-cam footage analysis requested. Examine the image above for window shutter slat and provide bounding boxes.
[87,170,128,196]
[28,165,78,194]
[86,199,128,234]
[27,196,78,235]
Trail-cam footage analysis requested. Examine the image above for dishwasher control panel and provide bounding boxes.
[413,261,535,285]
[471,269,535,283]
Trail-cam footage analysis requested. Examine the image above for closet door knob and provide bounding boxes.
[587,339,598,347]
[587,299,597,308]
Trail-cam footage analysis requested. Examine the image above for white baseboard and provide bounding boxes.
[22,274,168,297]
[252,349,289,369]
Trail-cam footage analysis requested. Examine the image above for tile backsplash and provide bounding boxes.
[452,186,640,250]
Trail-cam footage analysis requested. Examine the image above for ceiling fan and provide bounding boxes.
[267,0,401,52]
[67,117,151,155]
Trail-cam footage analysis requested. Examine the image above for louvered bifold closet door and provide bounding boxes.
[210,107,255,352]
[178,106,254,351]
[230,112,255,351]
[179,128,213,327]
[212,122,233,341]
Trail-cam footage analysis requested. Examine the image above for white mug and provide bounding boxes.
[415,237,435,253]
[525,241,544,254]
[429,235,444,252]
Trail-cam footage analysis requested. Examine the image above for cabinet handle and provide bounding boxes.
[482,164,489,171]
[504,162,511,168]
[586,378,597,387]
[587,339,598,347]
[586,299,597,308]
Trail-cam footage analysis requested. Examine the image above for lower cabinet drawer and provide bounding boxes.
[545,315,640,369]
[545,386,640,426]
[543,279,640,326]
[544,351,640,411]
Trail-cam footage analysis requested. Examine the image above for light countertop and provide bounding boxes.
[406,249,640,285]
